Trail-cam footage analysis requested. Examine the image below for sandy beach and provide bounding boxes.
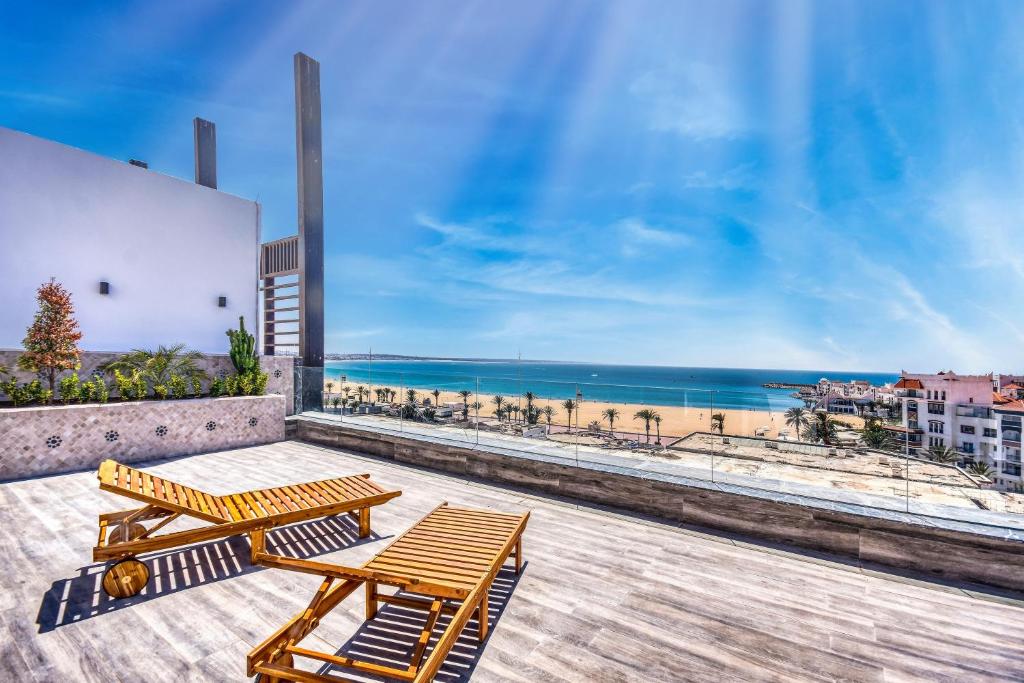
[324,381,865,440]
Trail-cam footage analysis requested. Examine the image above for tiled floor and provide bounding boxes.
[2,440,1022,681]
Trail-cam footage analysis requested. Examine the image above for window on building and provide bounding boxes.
[961,425,975,435]
[961,442,975,454]
[927,402,944,415]
[984,428,997,438]
[941,391,946,400]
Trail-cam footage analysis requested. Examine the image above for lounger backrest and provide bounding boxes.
[98,459,230,523]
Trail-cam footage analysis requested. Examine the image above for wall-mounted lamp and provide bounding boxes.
[99,281,110,295]
[218,296,227,308]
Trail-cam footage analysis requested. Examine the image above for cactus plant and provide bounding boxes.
[227,316,258,376]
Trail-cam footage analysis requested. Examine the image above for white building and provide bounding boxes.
[892,371,1013,485]
[0,126,260,354]
[992,394,1023,492]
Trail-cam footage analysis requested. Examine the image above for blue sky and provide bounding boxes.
[2,1,1023,373]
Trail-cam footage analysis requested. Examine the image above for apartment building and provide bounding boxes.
[892,371,1000,470]
[993,394,1024,492]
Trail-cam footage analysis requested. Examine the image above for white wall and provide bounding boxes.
[0,127,259,354]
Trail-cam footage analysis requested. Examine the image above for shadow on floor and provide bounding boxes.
[300,564,526,682]
[36,515,388,633]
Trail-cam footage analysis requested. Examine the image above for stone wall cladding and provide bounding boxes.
[295,418,1024,592]
[0,395,284,481]
[0,349,296,416]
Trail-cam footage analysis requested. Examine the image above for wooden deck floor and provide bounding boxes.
[1,440,1022,682]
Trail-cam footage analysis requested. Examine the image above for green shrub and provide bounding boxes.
[237,373,254,396]
[131,370,147,401]
[209,376,224,398]
[1,377,18,405]
[223,374,238,397]
[114,370,132,401]
[90,375,109,403]
[153,384,168,400]
[190,376,202,397]
[59,372,81,405]
[169,375,187,399]
[253,371,268,395]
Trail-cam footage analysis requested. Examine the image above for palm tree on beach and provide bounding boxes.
[808,411,837,445]
[458,390,472,420]
[523,391,536,424]
[562,399,576,430]
[432,389,441,408]
[711,412,726,434]
[510,405,521,423]
[406,388,417,404]
[325,381,335,398]
[602,407,620,433]
[542,405,554,426]
[654,415,662,444]
[784,407,808,441]
[492,394,505,421]
[634,409,658,443]
[356,385,366,403]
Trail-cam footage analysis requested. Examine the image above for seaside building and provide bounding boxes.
[891,371,1017,485]
[993,394,1024,491]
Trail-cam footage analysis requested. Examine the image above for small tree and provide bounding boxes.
[18,279,83,397]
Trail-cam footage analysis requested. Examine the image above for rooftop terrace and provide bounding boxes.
[4,440,1023,681]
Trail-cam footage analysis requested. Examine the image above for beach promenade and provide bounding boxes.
[327,381,866,441]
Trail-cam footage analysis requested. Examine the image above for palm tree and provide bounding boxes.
[562,399,576,430]
[602,407,620,433]
[784,407,808,441]
[928,445,958,464]
[406,388,417,404]
[542,405,554,426]
[458,390,472,419]
[510,405,521,423]
[491,394,505,420]
[101,344,209,387]
[808,411,837,445]
[968,461,994,479]
[711,412,725,434]
[432,389,441,407]
[523,391,537,424]
[356,385,366,403]
[325,381,335,398]
[653,415,662,444]
[634,409,657,443]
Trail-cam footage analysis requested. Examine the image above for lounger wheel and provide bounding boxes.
[108,521,147,544]
[102,558,150,599]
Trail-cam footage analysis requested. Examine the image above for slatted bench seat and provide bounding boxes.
[247,502,529,683]
[93,459,402,598]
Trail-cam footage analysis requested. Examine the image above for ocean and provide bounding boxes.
[324,360,898,411]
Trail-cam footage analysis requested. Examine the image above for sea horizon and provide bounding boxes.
[325,358,899,411]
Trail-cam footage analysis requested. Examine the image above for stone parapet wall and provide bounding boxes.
[0,349,296,416]
[0,394,285,481]
[294,417,1024,592]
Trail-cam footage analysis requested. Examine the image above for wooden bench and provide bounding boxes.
[247,502,529,682]
[93,459,402,598]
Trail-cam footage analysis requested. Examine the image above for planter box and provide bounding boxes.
[0,394,285,481]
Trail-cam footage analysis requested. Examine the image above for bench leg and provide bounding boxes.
[514,537,523,574]
[358,508,371,538]
[366,581,378,620]
[477,589,489,641]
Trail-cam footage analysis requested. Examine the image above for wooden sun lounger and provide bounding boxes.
[247,502,529,683]
[93,459,402,599]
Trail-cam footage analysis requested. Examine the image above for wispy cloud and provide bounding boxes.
[683,163,756,191]
[629,62,746,140]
